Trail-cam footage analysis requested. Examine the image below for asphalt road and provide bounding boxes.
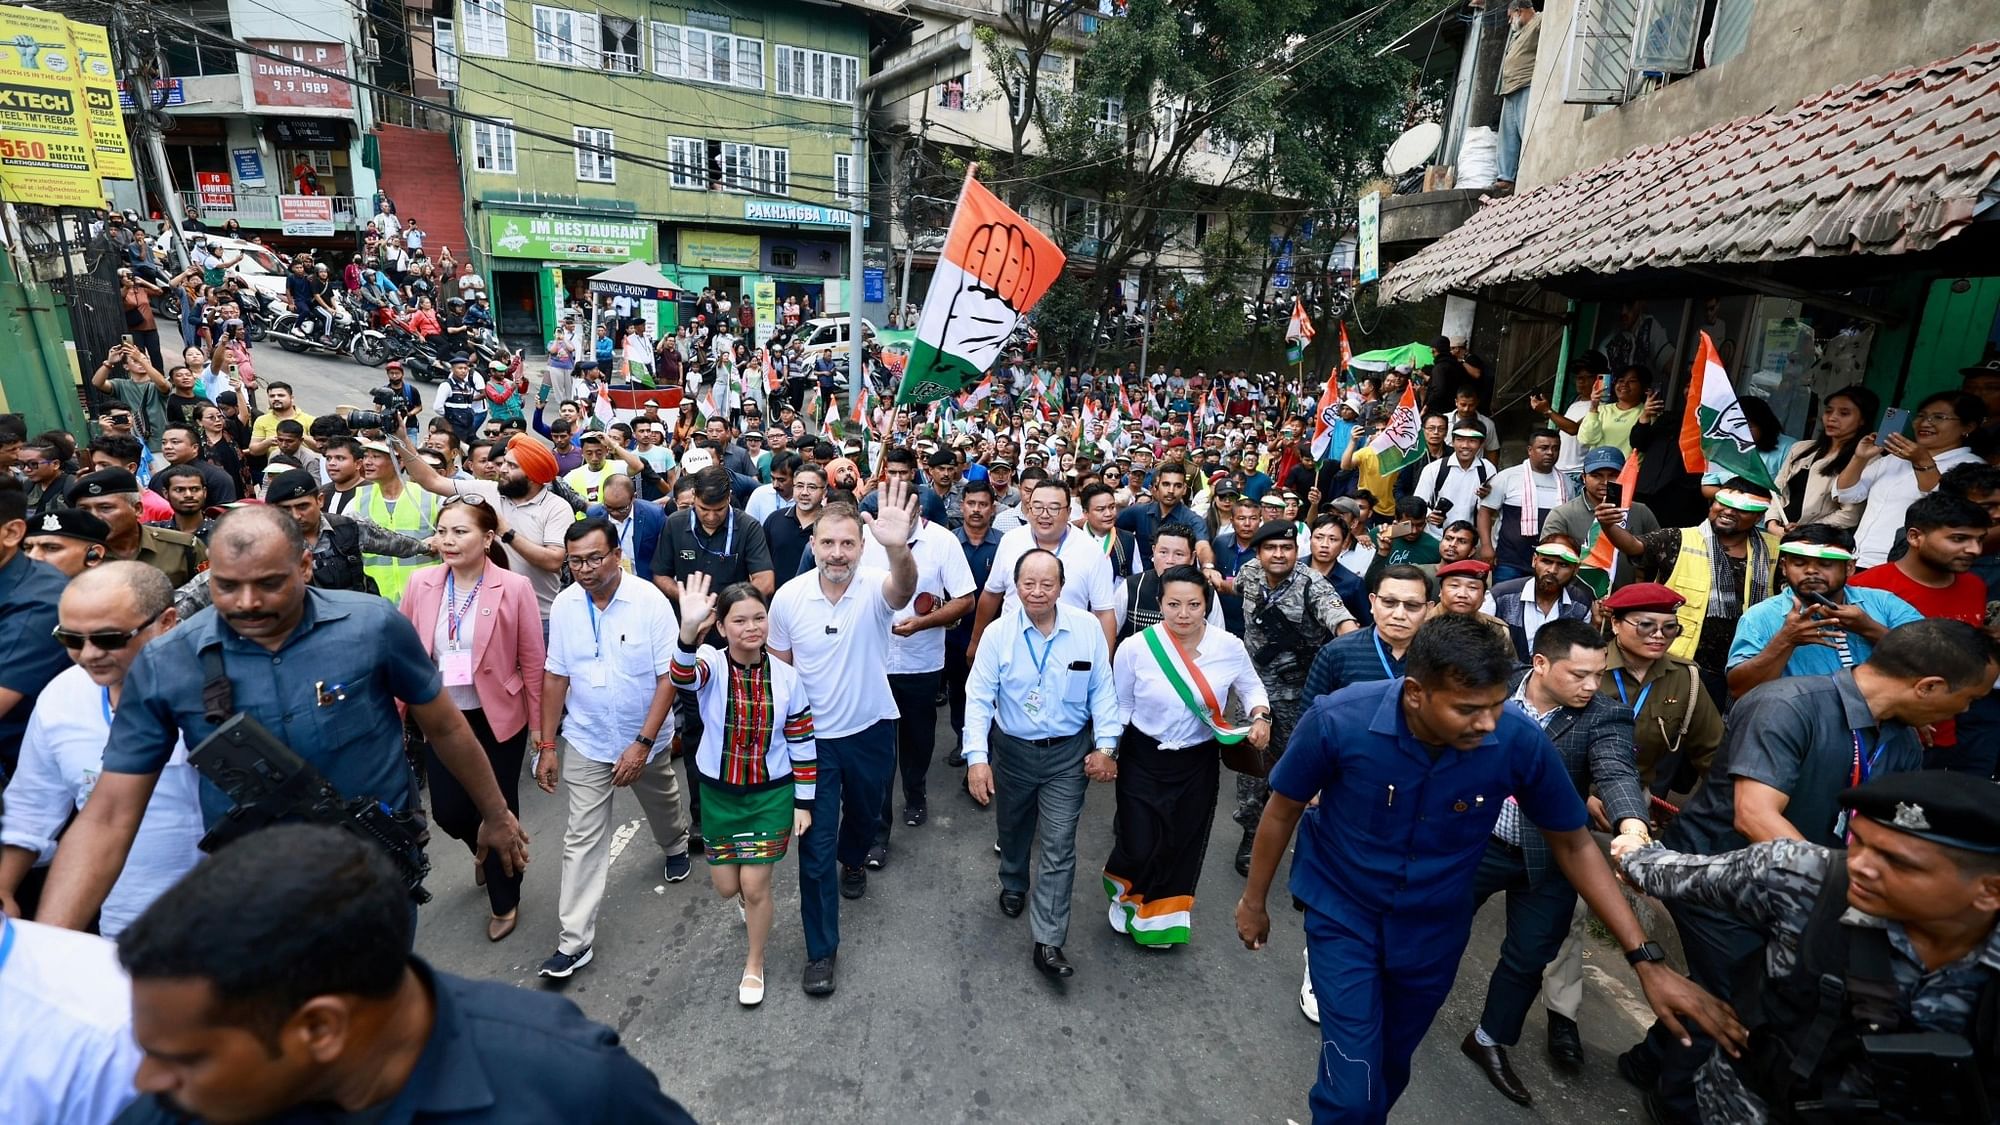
[217,330,1667,1124]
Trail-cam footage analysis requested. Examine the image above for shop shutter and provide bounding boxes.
[1563,0,1641,105]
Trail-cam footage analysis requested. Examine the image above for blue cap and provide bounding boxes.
[1582,447,1627,475]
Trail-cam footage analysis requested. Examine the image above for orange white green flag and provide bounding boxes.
[1680,329,1774,487]
[895,166,1065,406]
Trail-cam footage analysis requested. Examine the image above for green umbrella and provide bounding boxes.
[1347,342,1436,372]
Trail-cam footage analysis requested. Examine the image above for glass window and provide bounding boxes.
[651,22,682,77]
[472,121,515,175]
[461,0,508,58]
[669,136,702,188]
[735,37,762,89]
[685,28,709,81]
[574,127,614,182]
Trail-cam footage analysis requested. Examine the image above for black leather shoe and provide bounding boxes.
[839,865,867,900]
[1546,1012,1585,1074]
[801,955,837,996]
[1461,1031,1532,1106]
[1234,826,1257,876]
[946,749,966,767]
[1033,943,1074,978]
[998,889,1026,917]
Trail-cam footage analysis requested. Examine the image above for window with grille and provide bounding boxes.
[601,17,640,74]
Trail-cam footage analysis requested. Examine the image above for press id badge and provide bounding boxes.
[1022,688,1043,716]
[584,660,608,689]
[440,649,474,687]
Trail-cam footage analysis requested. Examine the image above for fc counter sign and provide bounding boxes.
[0,3,114,207]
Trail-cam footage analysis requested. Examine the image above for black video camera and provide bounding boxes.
[345,386,407,432]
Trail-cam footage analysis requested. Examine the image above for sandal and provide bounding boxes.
[486,910,517,942]
[738,972,765,1007]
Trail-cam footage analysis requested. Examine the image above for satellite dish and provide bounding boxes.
[1383,122,1443,177]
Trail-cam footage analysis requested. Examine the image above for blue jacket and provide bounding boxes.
[588,499,667,581]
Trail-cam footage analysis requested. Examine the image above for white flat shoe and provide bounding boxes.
[738,973,765,1007]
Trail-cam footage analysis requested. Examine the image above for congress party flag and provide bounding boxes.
[1285,297,1316,364]
[1365,379,1424,474]
[1680,329,1774,487]
[1337,320,1354,378]
[1308,370,1349,461]
[896,166,1065,406]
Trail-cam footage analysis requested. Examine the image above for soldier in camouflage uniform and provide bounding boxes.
[1620,769,2000,1125]
[1232,519,1354,874]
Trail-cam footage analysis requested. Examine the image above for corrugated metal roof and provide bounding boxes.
[1380,39,2000,303]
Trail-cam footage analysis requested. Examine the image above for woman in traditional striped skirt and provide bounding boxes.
[1103,565,1270,947]
[669,572,815,1006]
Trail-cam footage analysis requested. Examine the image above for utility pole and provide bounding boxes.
[110,3,191,268]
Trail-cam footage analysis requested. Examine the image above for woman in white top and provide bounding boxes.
[669,572,816,1007]
[1102,565,1269,948]
[1832,390,1985,567]
[1765,384,1878,532]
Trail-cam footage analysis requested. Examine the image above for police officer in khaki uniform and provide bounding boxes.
[68,469,206,588]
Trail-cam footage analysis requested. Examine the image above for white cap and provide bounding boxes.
[680,448,716,474]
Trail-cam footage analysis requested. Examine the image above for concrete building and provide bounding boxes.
[442,0,916,348]
[1374,1,2000,427]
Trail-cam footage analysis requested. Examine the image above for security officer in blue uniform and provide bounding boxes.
[33,505,532,930]
[1236,613,1745,1124]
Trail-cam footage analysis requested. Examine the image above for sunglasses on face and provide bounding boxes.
[53,608,166,651]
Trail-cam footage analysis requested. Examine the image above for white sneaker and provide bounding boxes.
[1300,949,1319,1024]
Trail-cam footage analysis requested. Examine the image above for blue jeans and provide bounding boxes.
[798,719,896,961]
[1304,902,1469,1123]
[1469,838,1579,1045]
[1498,87,1531,183]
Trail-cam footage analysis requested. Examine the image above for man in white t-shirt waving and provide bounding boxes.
[768,480,918,998]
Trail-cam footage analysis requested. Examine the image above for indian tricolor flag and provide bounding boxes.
[1680,329,1775,487]
[896,166,1065,406]
[1285,297,1316,364]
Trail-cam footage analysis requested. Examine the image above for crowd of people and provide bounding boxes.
[3,307,1999,1125]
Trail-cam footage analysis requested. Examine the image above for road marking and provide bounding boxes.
[607,818,641,866]
[1584,961,1657,1031]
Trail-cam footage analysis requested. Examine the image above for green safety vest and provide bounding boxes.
[359,484,437,605]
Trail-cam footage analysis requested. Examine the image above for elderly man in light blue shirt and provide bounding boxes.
[964,548,1121,980]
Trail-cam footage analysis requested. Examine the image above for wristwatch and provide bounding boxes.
[1625,941,1668,967]
[633,733,656,748]
[502,529,517,544]
[1096,746,1119,761]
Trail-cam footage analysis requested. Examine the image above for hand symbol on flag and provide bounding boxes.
[938,222,1037,376]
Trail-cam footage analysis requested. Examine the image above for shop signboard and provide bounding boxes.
[67,19,133,180]
[488,212,654,263]
[197,171,234,209]
[246,40,354,112]
[676,229,760,272]
[0,4,102,207]
[118,78,183,112]
[752,279,777,345]
[279,194,335,236]
[744,199,867,229]
[1356,192,1380,284]
[232,147,266,187]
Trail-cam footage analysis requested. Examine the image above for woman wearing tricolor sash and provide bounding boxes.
[1102,565,1269,948]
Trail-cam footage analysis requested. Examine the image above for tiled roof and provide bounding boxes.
[1380,40,2000,304]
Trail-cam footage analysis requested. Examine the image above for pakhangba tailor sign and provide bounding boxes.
[487,213,655,263]
[743,199,867,229]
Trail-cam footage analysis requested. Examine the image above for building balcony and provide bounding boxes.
[1377,188,1485,257]
[179,191,365,232]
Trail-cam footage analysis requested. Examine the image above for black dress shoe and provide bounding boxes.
[1546,1012,1585,1074]
[1617,1044,1661,1090]
[1234,826,1257,876]
[998,889,1026,917]
[1033,943,1074,978]
[946,749,966,768]
[904,802,927,827]
[840,865,867,900]
[801,955,837,996]
[1461,1031,1532,1106]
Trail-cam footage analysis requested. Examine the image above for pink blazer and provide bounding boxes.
[399,561,546,743]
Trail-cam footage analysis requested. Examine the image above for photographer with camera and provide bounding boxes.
[34,505,532,933]
[1618,769,2000,1125]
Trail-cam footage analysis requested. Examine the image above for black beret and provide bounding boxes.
[69,468,139,501]
[264,469,320,506]
[1841,771,2000,855]
[1247,519,1296,551]
[29,506,109,544]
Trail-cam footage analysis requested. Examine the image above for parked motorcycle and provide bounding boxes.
[266,299,369,361]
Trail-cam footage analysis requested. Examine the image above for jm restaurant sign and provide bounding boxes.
[486,213,657,263]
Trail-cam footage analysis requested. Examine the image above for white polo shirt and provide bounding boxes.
[450,477,578,619]
[768,567,899,739]
[984,524,1116,617]
[861,519,977,676]
[546,575,678,759]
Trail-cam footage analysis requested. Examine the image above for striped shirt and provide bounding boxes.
[669,642,817,807]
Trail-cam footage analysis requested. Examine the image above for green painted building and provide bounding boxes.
[445,0,908,347]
